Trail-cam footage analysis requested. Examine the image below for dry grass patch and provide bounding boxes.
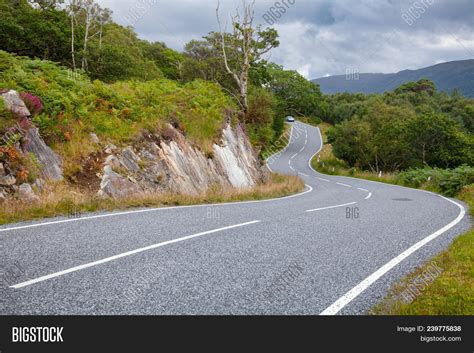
[0,173,305,225]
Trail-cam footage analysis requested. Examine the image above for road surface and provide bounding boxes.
[0,121,470,315]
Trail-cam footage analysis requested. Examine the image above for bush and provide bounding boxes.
[397,166,474,196]
[245,87,277,152]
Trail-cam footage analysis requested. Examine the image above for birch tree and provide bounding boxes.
[216,0,279,113]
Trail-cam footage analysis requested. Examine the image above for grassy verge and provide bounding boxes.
[372,187,473,315]
[0,173,305,225]
[312,123,473,315]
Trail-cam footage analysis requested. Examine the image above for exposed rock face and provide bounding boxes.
[1,90,63,185]
[1,89,268,202]
[0,90,30,118]
[98,166,141,199]
[22,127,63,181]
[98,124,268,199]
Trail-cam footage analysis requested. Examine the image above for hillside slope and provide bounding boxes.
[313,60,474,97]
[0,51,269,203]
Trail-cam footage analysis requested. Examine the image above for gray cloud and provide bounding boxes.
[97,0,474,79]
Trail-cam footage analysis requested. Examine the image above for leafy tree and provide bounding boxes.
[139,41,184,80]
[267,64,323,119]
[0,0,72,65]
[87,25,162,82]
[394,79,436,95]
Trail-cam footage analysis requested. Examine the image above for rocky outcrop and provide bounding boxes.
[98,166,142,199]
[0,90,63,183]
[0,90,31,117]
[22,127,63,181]
[98,124,268,199]
[1,90,269,202]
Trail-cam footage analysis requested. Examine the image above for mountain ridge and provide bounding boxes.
[312,59,474,97]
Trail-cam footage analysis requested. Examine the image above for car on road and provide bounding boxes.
[286,116,295,122]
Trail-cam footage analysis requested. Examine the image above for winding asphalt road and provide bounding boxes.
[0,121,471,315]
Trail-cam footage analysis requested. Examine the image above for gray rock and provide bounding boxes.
[104,155,121,170]
[0,90,31,118]
[104,143,118,154]
[118,147,141,172]
[95,124,266,199]
[90,133,100,144]
[0,174,16,186]
[22,127,63,181]
[98,166,142,199]
[18,183,40,202]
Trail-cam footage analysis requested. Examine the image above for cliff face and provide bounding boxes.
[0,90,268,201]
[98,123,268,198]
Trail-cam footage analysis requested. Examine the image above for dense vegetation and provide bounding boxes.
[323,80,473,173]
[0,51,234,179]
[0,0,324,155]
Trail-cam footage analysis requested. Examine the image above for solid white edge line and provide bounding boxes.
[266,125,294,173]
[306,202,357,213]
[0,184,313,234]
[320,197,466,315]
[11,220,261,289]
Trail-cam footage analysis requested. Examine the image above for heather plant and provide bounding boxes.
[20,92,43,116]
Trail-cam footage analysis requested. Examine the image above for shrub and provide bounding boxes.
[397,166,474,196]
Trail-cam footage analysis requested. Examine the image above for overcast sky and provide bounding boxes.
[96,0,474,79]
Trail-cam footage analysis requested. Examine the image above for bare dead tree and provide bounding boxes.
[216,0,278,113]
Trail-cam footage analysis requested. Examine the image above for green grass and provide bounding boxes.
[313,123,474,315]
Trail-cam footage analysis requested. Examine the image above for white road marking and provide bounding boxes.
[0,184,313,235]
[317,177,330,182]
[11,220,261,289]
[290,153,298,160]
[299,173,309,177]
[320,196,466,315]
[306,202,357,213]
[357,188,369,192]
[365,193,372,200]
[299,146,305,153]
[336,182,352,188]
[307,126,326,178]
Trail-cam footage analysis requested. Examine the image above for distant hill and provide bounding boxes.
[312,60,474,97]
